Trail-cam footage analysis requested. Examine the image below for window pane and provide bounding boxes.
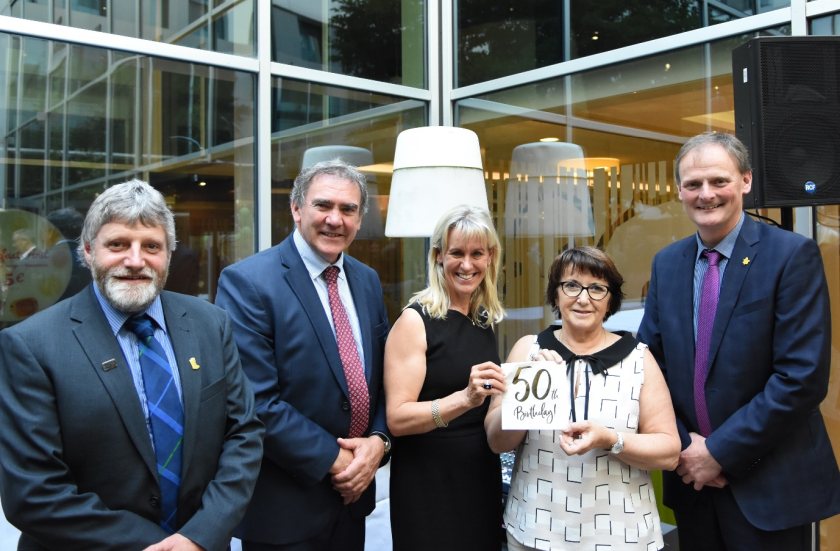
[455,28,787,353]
[271,77,426,321]
[272,0,426,87]
[0,0,253,56]
[455,0,791,87]
[0,32,256,328]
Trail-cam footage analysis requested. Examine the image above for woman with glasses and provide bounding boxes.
[485,246,680,551]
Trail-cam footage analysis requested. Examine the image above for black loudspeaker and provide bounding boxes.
[732,36,840,208]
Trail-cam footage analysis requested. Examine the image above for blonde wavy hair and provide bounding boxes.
[408,205,504,327]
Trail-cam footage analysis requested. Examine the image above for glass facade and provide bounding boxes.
[271,0,426,87]
[0,32,256,322]
[0,0,256,55]
[455,0,792,86]
[0,0,839,547]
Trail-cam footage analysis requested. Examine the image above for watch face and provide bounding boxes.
[611,433,624,454]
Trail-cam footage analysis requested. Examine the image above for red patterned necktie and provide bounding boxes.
[694,249,721,437]
[323,266,369,438]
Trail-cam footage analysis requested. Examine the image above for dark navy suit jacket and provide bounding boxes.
[215,235,389,545]
[638,214,840,531]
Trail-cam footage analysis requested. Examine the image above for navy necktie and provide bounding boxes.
[125,315,183,533]
[694,249,721,437]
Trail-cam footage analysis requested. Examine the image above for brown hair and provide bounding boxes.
[545,246,625,321]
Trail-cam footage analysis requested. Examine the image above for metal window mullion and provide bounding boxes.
[256,0,271,251]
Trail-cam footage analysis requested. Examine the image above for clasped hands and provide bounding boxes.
[330,435,386,504]
[142,533,203,551]
[676,432,728,490]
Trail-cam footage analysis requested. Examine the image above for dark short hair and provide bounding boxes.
[674,132,751,185]
[545,246,625,321]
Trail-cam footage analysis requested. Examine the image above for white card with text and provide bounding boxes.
[501,360,571,431]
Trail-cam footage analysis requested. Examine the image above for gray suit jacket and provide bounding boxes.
[0,286,264,551]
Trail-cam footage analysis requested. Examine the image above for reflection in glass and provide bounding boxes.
[455,0,791,87]
[0,210,72,328]
[0,0,253,56]
[271,0,425,87]
[1,32,256,317]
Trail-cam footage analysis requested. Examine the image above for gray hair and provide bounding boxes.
[290,159,369,214]
[78,179,176,266]
[675,132,752,185]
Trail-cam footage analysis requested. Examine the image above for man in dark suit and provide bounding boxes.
[215,160,390,551]
[0,179,264,551]
[638,132,840,550]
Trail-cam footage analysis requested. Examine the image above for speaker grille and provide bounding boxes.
[733,37,840,207]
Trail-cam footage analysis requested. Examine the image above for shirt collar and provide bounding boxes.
[293,229,346,282]
[694,212,744,261]
[92,283,167,335]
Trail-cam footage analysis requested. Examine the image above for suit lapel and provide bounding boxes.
[707,216,759,372]
[674,238,698,368]
[280,238,350,395]
[160,293,203,473]
[70,289,157,478]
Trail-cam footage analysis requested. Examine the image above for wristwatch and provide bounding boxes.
[371,431,392,454]
[609,431,624,455]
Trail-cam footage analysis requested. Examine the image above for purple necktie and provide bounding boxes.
[323,266,369,438]
[694,249,721,437]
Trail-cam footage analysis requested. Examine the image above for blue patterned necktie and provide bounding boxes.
[125,314,183,533]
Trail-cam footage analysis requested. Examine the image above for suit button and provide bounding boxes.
[150,496,160,509]
[341,400,351,411]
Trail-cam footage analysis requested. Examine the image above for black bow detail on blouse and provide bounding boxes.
[564,354,610,376]
[536,329,639,423]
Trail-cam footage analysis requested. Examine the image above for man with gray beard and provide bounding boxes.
[0,179,264,551]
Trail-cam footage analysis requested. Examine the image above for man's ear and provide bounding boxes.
[742,170,753,195]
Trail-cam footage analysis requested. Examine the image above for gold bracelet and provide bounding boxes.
[431,399,448,428]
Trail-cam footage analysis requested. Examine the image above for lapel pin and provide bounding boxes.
[101,359,117,372]
[189,357,200,370]
[742,257,750,266]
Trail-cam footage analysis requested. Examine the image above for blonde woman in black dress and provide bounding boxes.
[385,205,507,551]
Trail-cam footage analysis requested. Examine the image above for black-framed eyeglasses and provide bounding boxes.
[559,280,610,301]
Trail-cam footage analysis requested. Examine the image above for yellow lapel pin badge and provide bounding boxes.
[742,257,750,266]
[189,357,200,370]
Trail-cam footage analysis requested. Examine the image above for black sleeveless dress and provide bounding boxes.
[390,303,502,551]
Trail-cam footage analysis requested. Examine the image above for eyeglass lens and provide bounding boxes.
[561,281,609,300]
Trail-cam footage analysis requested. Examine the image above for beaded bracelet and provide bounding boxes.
[431,399,448,428]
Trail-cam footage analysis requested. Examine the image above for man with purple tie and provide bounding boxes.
[638,132,840,550]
